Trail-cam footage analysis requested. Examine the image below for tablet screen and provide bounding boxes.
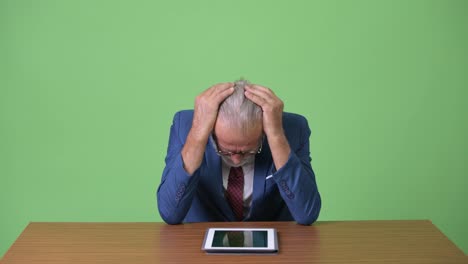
[202,228,278,253]
[211,230,268,247]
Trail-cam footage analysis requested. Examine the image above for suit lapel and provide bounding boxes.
[248,138,273,219]
[205,138,236,221]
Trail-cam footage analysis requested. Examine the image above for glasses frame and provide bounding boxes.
[211,134,264,157]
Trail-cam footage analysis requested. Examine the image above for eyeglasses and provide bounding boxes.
[212,135,263,157]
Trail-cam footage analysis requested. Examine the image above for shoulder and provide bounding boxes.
[173,110,194,121]
[282,112,311,143]
[170,110,194,139]
[171,110,194,126]
[282,112,309,129]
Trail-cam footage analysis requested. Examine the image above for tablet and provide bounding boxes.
[202,228,278,254]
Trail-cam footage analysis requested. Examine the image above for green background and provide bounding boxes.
[1,0,467,258]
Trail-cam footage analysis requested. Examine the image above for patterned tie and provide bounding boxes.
[226,166,244,221]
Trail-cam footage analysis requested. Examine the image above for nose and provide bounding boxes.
[230,154,244,165]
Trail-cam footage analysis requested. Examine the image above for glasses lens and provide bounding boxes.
[213,135,263,156]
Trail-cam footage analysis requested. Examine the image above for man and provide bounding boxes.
[157,80,321,225]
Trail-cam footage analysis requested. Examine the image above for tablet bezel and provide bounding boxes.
[202,227,278,253]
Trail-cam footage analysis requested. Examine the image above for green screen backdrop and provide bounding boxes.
[1,0,467,257]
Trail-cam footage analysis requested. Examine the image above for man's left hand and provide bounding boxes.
[244,84,291,169]
[244,84,285,138]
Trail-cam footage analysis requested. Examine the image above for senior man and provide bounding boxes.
[157,80,321,225]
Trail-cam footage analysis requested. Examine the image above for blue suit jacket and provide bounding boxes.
[157,110,321,225]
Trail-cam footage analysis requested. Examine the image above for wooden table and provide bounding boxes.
[1,220,466,263]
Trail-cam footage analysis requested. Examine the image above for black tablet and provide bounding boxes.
[202,228,278,254]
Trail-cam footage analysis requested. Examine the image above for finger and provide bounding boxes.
[214,85,235,102]
[250,84,276,96]
[205,82,233,96]
[245,85,276,104]
[214,82,233,92]
[245,85,272,97]
[244,89,267,107]
[210,82,233,98]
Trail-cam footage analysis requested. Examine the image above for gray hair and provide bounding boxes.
[217,79,263,134]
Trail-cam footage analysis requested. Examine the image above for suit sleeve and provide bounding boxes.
[156,111,201,224]
[272,115,321,225]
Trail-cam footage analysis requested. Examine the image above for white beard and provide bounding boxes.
[221,154,255,168]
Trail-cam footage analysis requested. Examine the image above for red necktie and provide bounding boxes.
[226,166,244,221]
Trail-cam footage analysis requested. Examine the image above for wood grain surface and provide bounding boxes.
[1,220,466,263]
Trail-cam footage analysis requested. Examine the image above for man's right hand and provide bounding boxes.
[191,83,234,141]
[182,83,234,175]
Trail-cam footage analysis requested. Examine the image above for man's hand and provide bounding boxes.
[244,84,285,138]
[191,83,234,140]
[245,84,291,169]
[182,83,234,175]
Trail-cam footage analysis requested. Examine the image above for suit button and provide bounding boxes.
[178,183,186,192]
